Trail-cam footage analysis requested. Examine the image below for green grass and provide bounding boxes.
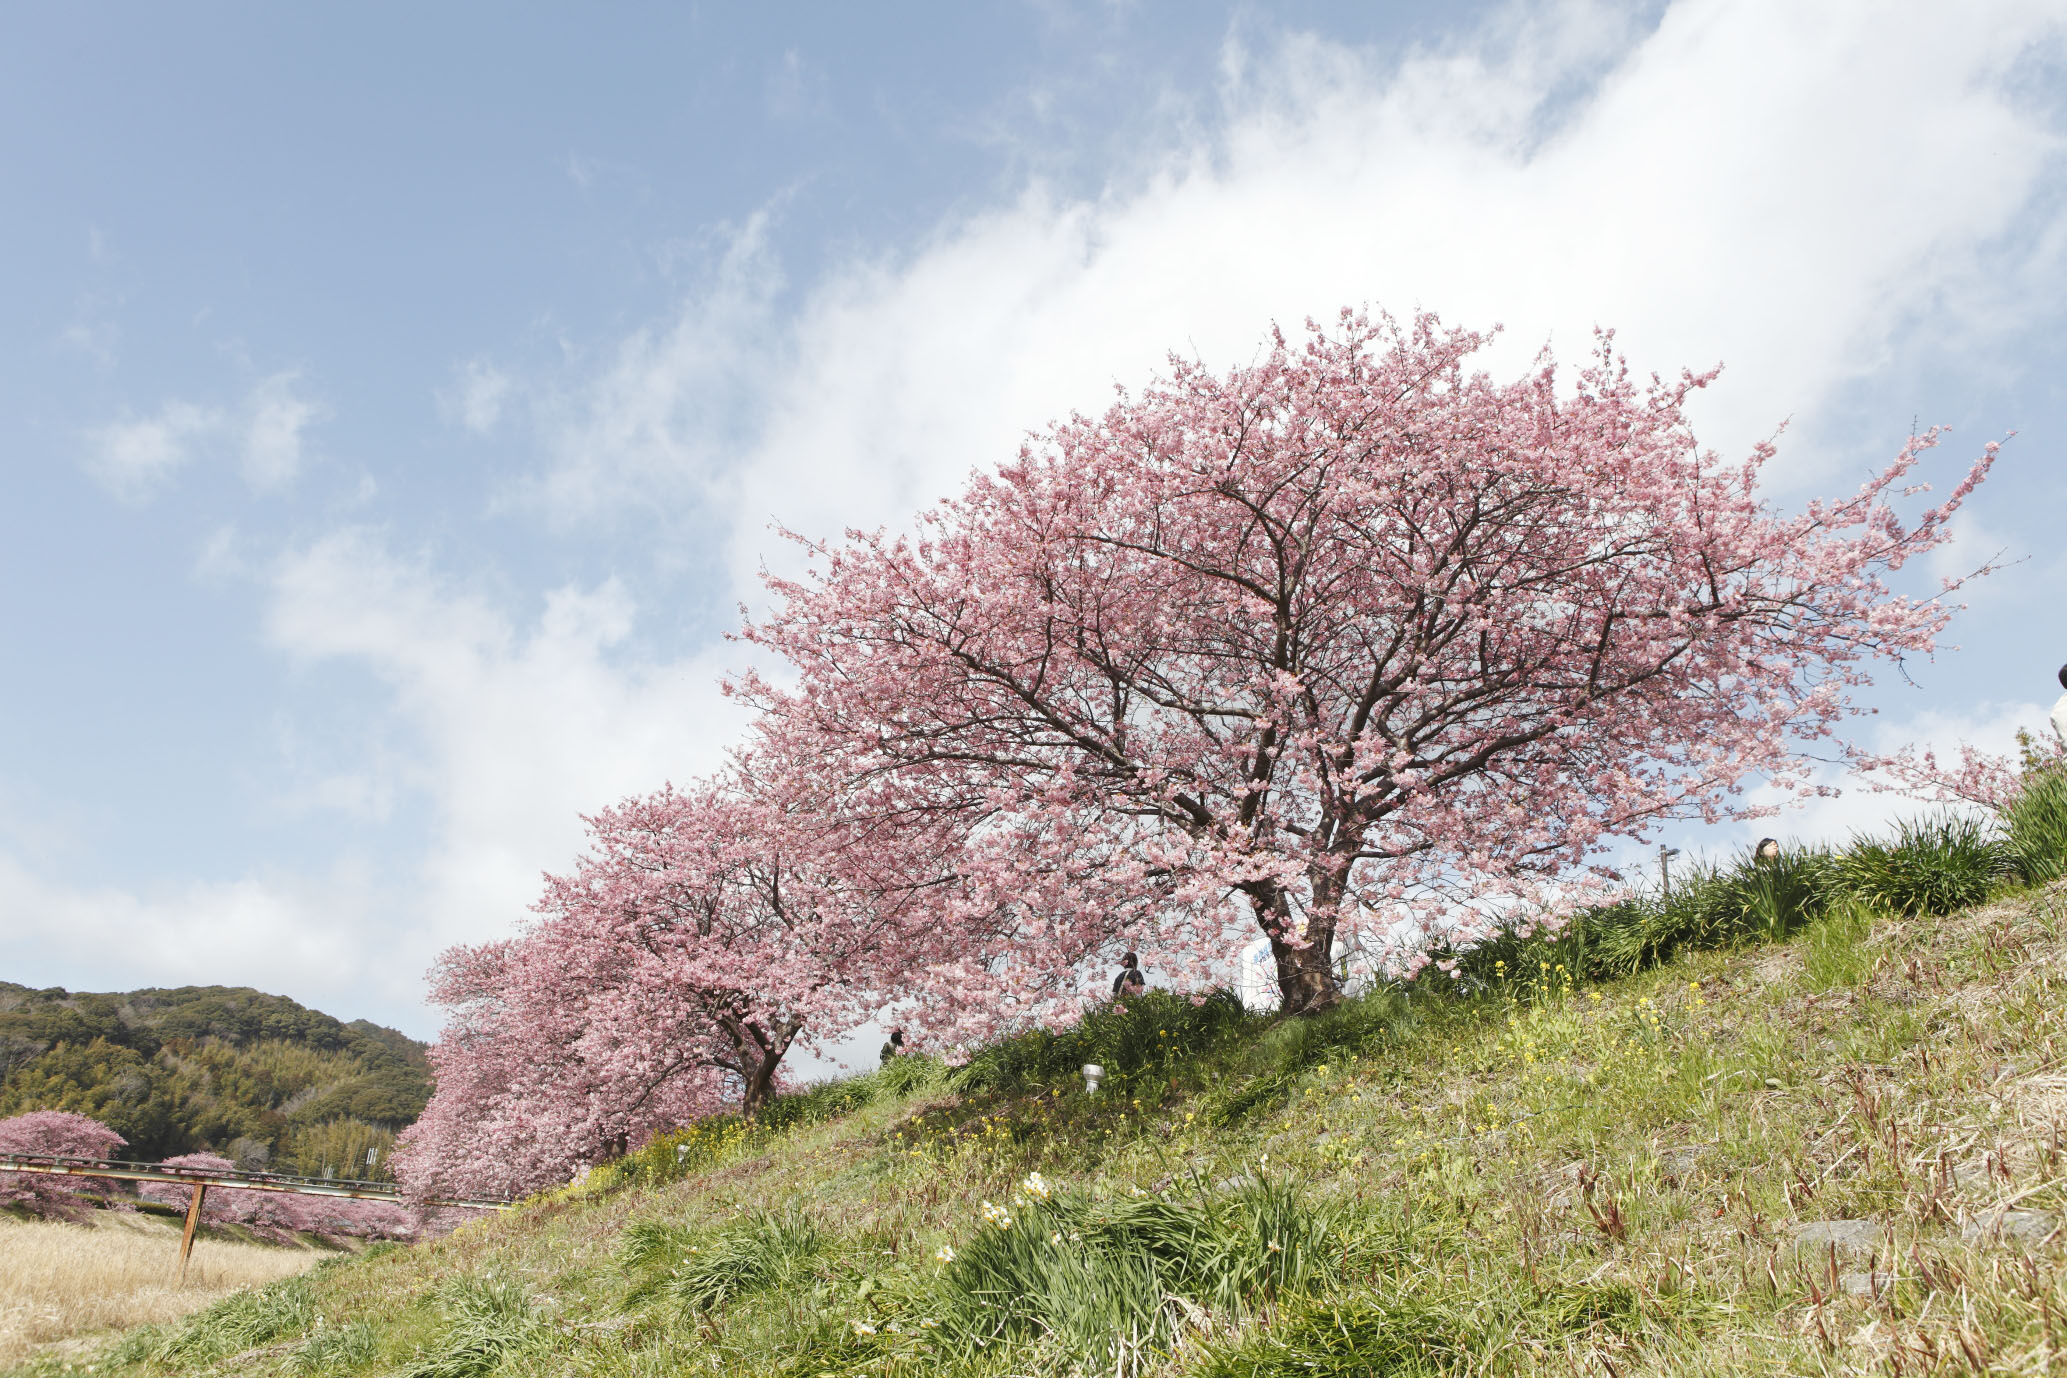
[22,794,2067,1378]
[2007,760,2067,885]
[397,1279,544,1378]
[146,1275,317,1364]
[1833,814,2009,917]
[620,1203,825,1312]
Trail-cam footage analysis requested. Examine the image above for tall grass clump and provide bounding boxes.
[1191,1291,1459,1378]
[1833,814,2009,917]
[154,1276,317,1363]
[1444,844,1839,993]
[398,1279,544,1378]
[289,1318,378,1373]
[1193,1280,1649,1378]
[620,1205,825,1313]
[931,1176,1336,1370]
[2004,760,2067,885]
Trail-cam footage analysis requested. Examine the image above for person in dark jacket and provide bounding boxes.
[879,1028,904,1066]
[1111,951,1146,997]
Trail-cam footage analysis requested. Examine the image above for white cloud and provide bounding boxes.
[444,359,512,435]
[4,522,747,1032]
[241,371,325,491]
[0,854,422,1029]
[82,372,326,500]
[262,529,750,962]
[536,214,785,522]
[83,401,222,501]
[538,0,2065,597]
[767,48,825,119]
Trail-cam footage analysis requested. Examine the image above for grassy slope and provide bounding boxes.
[34,880,2067,1378]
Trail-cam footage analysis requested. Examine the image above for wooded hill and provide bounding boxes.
[0,983,428,1176]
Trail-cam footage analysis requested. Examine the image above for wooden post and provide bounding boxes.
[177,1183,207,1284]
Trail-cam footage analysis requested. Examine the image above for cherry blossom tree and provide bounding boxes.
[0,1110,126,1218]
[742,310,1998,1015]
[395,765,953,1200]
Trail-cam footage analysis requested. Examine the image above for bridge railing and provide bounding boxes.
[0,1151,512,1212]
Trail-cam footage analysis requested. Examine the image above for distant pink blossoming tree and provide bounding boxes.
[395,766,954,1201]
[138,1152,415,1239]
[742,309,1998,1016]
[0,1110,126,1218]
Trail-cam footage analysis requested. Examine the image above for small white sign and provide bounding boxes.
[1236,937,1278,1012]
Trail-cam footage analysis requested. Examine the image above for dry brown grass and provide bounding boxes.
[0,1212,318,1367]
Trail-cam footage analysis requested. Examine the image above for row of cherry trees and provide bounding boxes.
[395,309,1998,1201]
[0,1112,416,1237]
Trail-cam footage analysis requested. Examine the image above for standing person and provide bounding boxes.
[1111,951,1146,998]
[2052,665,2067,747]
[879,1029,904,1067]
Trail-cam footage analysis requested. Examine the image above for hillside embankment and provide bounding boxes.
[18,868,2067,1377]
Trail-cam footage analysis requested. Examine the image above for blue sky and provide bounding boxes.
[3,1,2064,1050]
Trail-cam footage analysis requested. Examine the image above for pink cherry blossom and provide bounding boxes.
[740,309,1998,1020]
[394,764,960,1201]
[137,1153,416,1239]
[0,1110,126,1218]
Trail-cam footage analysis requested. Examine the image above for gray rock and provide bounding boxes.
[1838,1270,1879,1297]
[1792,1219,1881,1263]
[1963,1209,2057,1247]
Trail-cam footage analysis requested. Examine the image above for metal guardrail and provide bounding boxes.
[0,1152,512,1212]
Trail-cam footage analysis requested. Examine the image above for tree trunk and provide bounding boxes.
[722,1014,801,1117]
[741,1052,781,1116]
[1252,882,1343,1015]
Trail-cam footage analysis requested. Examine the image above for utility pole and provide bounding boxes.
[1658,844,1681,896]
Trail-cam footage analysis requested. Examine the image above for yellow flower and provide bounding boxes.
[934,1244,956,1262]
[1020,1171,1052,1201]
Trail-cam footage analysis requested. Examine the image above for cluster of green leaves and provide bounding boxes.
[0,983,428,1167]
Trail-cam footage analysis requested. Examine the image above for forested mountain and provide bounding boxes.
[0,983,429,1176]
